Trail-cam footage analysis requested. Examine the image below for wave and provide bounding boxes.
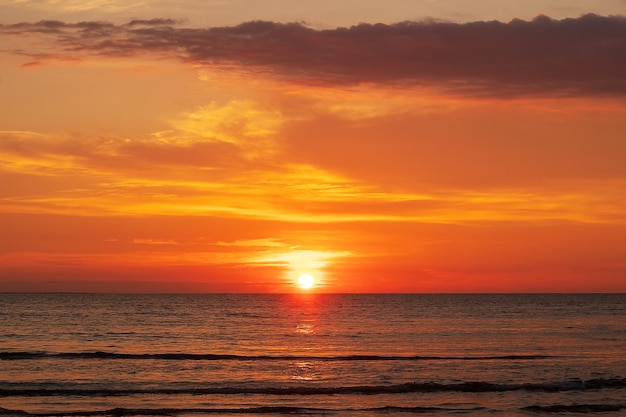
[2,378,624,397]
[2,404,624,416]
[0,405,489,416]
[522,403,626,413]
[0,351,553,361]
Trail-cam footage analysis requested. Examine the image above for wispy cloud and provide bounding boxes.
[2,14,625,97]
[2,126,624,225]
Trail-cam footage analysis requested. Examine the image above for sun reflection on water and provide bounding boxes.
[295,323,314,335]
[290,361,318,381]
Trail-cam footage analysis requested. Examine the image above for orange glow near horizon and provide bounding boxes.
[1,12,626,293]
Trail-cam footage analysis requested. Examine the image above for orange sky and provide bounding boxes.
[1,2,626,292]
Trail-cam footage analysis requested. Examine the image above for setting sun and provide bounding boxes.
[297,274,315,289]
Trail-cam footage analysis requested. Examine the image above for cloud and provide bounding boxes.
[2,128,624,225]
[2,14,625,97]
[132,238,181,245]
[216,238,286,248]
[0,98,281,177]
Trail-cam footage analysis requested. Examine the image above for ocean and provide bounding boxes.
[0,293,624,416]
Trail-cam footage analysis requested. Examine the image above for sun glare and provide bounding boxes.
[297,274,315,289]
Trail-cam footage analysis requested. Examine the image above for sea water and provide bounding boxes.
[0,293,624,416]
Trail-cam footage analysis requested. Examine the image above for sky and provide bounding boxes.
[1,0,625,293]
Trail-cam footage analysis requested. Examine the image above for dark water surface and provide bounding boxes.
[0,293,624,416]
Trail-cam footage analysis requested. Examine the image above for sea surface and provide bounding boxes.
[0,293,624,416]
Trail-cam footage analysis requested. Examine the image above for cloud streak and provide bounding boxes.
[2,127,624,225]
[2,14,625,97]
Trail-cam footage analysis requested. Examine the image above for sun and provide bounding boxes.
[297,274,315,289]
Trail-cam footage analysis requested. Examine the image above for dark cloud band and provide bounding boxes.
[2,14,625,97]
